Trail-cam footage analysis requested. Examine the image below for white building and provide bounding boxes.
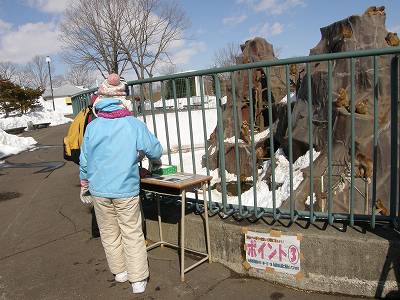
[43,84,87,115]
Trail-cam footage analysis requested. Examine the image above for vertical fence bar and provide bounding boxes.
[306,63,315,223]
[265,67,277,220]
[140,84,147,125]
[199,76,215,212]
[231,72,244,217]
[78,97,81,112]
[248,69,259,216]
[350,58,356,227]
[185,78,196,174]
[390,55,399,225]
[327,60,334,225]
[149,83,158,138]
[84,94,90,107]
[371,56,379,229]
[285,65,294,222]
[214,75,229,214]
[161,81,172,165]
[72,97,78,116]
[130,86,138,117]
[173,79,184,172]
[76,96,80,112]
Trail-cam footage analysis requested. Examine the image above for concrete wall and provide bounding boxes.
[145,212,400,298]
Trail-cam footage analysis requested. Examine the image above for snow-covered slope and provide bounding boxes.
[0,129,37,158]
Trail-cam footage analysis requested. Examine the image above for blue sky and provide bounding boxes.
[0,0,399,78]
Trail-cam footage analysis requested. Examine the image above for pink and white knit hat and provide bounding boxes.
[97,73,126,97]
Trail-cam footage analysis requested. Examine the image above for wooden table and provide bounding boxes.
[141,173,213,282]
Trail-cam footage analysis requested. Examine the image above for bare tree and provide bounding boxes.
[274,46,283,58]
[212,42,241,94]
[158,63,178,75]
[14,66,34,88]
[119,0,189,80]
[59,0,129,78]
[60,0,188,81]
[52,74,66,88]
[0,61,17,81]
[66,66,95,87]
[213,42,241,69]
[25,56,49,89]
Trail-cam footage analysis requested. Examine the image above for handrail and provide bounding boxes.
[71,47,400,99]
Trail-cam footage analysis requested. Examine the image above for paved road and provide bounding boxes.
[0,124,363,299]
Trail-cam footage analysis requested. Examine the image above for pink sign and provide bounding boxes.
[245,230,301,275]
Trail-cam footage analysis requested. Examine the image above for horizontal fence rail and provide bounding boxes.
[72,47,400,228]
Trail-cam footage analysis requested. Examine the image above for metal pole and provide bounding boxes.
[47,61,55,111]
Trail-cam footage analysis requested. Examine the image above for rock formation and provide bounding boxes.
[204,37,287,178]
[204,7,399,215]
[287,5,397,214]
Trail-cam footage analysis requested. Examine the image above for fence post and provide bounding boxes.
[390,56,399,226]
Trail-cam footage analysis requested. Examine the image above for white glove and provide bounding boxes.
[80,180,93,205]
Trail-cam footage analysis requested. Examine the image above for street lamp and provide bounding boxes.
[46,56,55,111]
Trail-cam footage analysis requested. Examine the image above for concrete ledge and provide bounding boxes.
[144,209,400,298]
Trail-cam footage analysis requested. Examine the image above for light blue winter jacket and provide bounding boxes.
[79,98,162,198]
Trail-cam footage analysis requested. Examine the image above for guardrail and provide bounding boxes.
[72,47,400,228]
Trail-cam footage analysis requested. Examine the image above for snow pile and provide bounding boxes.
[280,92,297,104]
[208,148,320,208]
[224,128,270,144]
[0,98,72,131]
[157,145,320,209]
[305,193,317,205]
[0,129,37,158]
[271,148,320,207]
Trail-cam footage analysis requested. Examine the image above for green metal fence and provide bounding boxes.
[71,47,400,228]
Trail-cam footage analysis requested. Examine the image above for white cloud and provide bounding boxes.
[270,22,284,35]
[239,0,304,15]
[169,39,186,50]
[0,22,61,63]
[25,0,70,13]
[222,15,248,26]
[389,25,400,33]
[250,21,283,37]
[196,28,205,35]
[171,41,207,65]
[0,19,12,34]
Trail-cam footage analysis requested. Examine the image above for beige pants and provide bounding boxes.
[93,196,149,282]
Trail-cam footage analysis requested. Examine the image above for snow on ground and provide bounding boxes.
[305,193,317,205]
[142,144,320,209]
[0,97,71,157]
[224,128,270,144]
[152,96,226,110]
[138,108,217,151]
[138,102,319,209]
[0,129,37,158]
[280,92,297,104]
[0,97,72,131]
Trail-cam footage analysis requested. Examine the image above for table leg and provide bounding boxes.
[156,195,164,246]
[202,183,211,262]
[180,189,186,282]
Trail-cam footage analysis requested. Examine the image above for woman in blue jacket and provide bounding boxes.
[79,74,162,294]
